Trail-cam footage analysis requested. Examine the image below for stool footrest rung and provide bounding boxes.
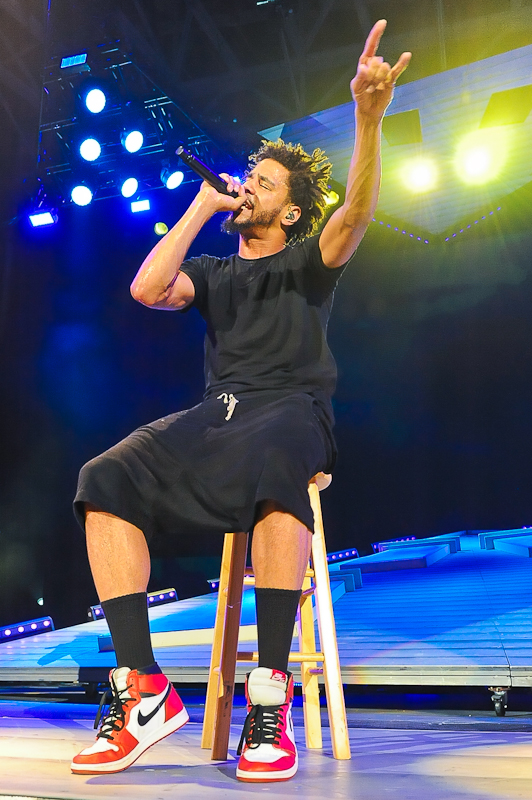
[243,568,315,580]
[236,651,325,662]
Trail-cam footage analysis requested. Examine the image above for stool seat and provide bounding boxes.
[201,472,351,761]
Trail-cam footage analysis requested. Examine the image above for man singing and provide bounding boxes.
[71,21,410,783]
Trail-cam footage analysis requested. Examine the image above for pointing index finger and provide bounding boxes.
[360,19,387,64]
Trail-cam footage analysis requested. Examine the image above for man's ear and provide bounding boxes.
[284,205,301,224]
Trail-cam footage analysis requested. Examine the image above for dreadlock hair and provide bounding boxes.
[248,139,332,244]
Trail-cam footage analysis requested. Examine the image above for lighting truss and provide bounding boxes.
[36,42,231,207]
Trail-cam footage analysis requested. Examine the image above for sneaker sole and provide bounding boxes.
[236,756,298,782]
[71,707,189,774]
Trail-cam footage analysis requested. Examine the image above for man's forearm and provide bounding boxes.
[130,194,213,307]
[342,110,382,229]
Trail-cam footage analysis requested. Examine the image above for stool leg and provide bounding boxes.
[297,574,323,749]
[211,531,248,761]
[202,533,236,750]
[308,483,351,760]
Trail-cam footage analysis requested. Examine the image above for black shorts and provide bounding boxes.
[73,391,336,545]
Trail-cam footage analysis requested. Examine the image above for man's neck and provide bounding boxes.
[238,230,287,260]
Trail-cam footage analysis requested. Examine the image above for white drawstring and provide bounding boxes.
[217,392,239,421]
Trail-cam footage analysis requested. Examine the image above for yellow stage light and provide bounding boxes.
[454,127,510,185]
[400,158,438,193]
[324,190,340,207]
[154,222,169,236]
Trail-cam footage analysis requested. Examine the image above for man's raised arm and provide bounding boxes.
[319,20,411,269]
[130,177,247,310]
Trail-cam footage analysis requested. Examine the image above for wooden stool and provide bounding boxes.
[201,473,351,761]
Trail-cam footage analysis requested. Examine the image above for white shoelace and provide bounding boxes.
[217,392,239,421]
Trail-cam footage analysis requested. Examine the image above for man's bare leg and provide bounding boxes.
[84,503,156,670]
[252,501,311,590]
[250,501,311,673]
[85,504,151,602]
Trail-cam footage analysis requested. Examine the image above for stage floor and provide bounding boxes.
[2,698,532,800]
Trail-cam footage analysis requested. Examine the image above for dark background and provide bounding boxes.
[1,0,531,629]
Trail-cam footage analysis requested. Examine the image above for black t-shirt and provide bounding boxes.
[180,235,346,401]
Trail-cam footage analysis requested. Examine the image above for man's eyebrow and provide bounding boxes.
[249,169,277,188]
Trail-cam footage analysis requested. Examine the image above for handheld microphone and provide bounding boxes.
[176,146,240,198]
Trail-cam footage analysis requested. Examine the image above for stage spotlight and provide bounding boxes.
[120,177,139,198]
[400,157,438,193]
[454,128,510,185]
[84,87,106,114]
[29,210,58,227]
[121,129,144,153]
[324,189,340,207]
[79,137,101,162]
[161,166,184,189]
[71,184,93,206]
[154,222,169,236]
[131,199,150,212]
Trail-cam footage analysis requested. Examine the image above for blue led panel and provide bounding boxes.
[60,53,88,69]
[131,199,150,212]
[29,211,57,227]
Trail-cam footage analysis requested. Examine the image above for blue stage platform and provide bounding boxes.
[1,529,532,694]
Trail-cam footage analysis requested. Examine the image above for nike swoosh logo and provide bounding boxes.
[137,684,171,727]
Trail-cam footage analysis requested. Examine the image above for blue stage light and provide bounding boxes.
[61,53,87,69]
[79,137,101,162]
[88,588,177,621]
[122,130,144,153]
[121,177,139,198]
[0,616,54,642]
[29,211,57,227]
[85,87,106,113]
[131,199,150,213]
[372,536,417,553]
[162,168,184,190]
[71,185,93,206]
[326,548,359,563]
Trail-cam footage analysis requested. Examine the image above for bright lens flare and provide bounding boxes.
[400,158,438,193]
[454,128,510,185]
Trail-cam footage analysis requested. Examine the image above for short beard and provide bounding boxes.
[221,203,285,236]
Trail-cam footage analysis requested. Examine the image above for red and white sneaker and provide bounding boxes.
[71,666,189,774]
[236,667,297,782]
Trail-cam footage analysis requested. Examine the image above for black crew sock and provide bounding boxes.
[101,592,156,671]
[255,587,302,674]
